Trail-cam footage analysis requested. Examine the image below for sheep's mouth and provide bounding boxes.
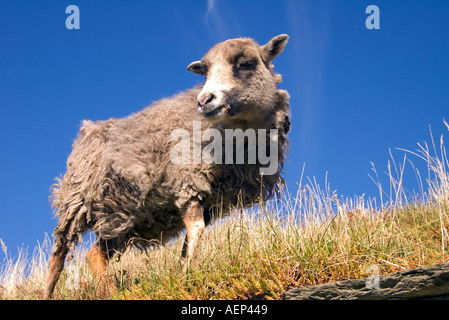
[198,104,228,119]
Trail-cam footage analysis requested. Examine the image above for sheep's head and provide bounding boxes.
[187,34,289,124]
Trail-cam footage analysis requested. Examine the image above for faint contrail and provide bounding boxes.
[204,0,232,41]
[205,0,215,20]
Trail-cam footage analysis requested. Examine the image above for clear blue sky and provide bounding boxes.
[1,0,448,253]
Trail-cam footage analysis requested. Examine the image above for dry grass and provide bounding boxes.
[1,122,448,300]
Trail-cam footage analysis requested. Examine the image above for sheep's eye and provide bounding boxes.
[238,60,256,70]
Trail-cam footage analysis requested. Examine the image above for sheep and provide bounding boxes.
[44,34,291,299]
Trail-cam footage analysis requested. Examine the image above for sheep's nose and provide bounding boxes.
[197,93,215,108]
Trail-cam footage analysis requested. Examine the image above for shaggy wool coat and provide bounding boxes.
[51,84,290,257]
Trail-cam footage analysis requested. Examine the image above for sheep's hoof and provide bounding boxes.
[180,257,191,273]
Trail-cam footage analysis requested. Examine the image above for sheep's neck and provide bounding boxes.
[217,116,274,131]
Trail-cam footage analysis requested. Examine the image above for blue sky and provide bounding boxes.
[1,0,448,253]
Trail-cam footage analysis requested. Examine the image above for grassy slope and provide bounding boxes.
[1,123,448,300]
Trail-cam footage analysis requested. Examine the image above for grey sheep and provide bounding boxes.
[44,34,291,299]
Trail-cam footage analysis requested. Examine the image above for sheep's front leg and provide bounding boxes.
[181,198,205,271]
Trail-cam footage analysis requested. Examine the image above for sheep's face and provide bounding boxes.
[187,34,289,123]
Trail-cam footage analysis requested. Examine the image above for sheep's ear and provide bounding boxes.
[260,34,289,65]
[187,60,207,75]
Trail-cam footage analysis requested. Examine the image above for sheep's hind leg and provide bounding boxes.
[44,242,69,299]
[85,241,116,297]
[181,198,205,272]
